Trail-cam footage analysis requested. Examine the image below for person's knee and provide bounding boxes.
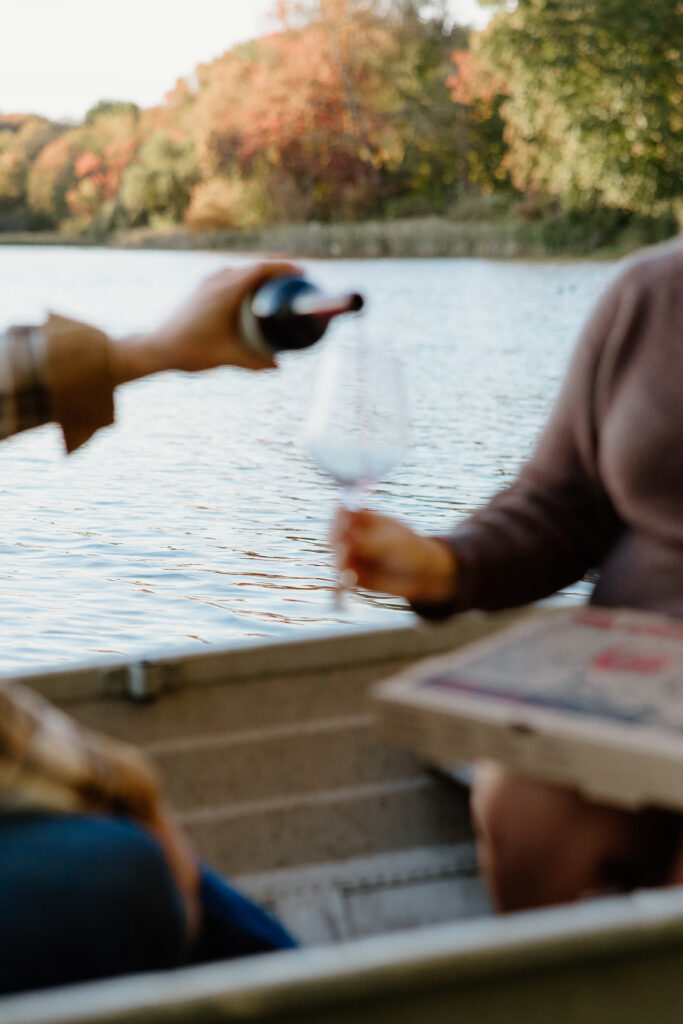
[470,762,534,908]
[470,762,589,911]
[470,761,525,855]
[470,763,653,912]
[0,814,189,994]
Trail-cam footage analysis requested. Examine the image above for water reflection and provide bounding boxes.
[0,247,618,671]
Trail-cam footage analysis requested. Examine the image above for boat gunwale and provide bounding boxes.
[3,885,683,1024]
[4,609,531,704]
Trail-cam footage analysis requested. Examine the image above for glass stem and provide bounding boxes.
[342,484,363,511]
[334,484,364,610]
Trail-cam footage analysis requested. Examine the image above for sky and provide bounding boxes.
[0,0,490,122]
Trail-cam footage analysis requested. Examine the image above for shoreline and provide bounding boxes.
[0,216,676,261]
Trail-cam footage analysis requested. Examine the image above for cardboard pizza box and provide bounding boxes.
[372,606,683,811]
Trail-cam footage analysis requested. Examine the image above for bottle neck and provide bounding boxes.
[290,292,363,318]
[241,277,364,355]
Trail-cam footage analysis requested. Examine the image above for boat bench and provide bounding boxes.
[2,611,683,1024]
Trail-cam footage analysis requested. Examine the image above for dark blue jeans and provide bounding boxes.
[0,813,296,996]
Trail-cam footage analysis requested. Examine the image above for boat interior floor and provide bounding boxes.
[237,839,491,946]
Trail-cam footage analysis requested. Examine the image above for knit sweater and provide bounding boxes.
[432,239,683,618]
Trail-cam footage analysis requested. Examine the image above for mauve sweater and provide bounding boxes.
[431,239,683,618]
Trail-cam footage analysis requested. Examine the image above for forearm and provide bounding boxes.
[414,271,634,620]
[410,443,619,621]
[0,262,289,452]
[107,331,175,386]
[438,486,609,614]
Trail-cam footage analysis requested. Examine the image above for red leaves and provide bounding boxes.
[448,48,508,106]
[75,151,100,179]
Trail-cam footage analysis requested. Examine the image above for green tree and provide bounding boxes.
[85,100,140,125]
[0,115,63,229]
[376,0,473,211]
[120,133,199,225]
[27,112,140,232]
[27,133,80,227]
[477,0,683,214]
[448,48,512,195]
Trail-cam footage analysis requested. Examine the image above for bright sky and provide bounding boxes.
[0,0,490,122]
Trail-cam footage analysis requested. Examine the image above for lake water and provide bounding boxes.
[0,246,618,673]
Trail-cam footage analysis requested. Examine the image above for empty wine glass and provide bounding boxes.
[304,327,408,606]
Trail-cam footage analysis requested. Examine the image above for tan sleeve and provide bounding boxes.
[45,313,116,453]
[0,680,161,818]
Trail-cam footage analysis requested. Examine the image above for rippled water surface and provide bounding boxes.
[0,246,618,672]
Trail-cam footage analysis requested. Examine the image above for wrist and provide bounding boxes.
[108,332,171,386]
[413,537,459,605]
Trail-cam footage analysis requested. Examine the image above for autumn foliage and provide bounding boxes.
[0,0,680,236]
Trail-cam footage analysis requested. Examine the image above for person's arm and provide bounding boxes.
[336,264,640,616]
[433,261,652,615]
[0,268,279,813]
[333,508,460,607]
[1,261,298,453]
[0,260,297,930]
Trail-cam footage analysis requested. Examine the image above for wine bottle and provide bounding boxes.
[239,275,364,356]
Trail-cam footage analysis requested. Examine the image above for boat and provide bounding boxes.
[2,608,683,1024]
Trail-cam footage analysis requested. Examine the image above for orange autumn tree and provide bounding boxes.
[27,134,81,227]
[27,107,142,232]
[186,0,467,227]
[187,10,391,224]
[65,110,140,231]
[11,0,477,235]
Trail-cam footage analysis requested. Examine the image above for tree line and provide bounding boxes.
[0,0,679,242]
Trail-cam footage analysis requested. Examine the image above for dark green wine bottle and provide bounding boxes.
[239,275,363,356]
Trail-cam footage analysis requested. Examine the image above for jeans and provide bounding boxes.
[0,812,296,996]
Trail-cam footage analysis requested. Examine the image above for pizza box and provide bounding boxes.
[372,606,683,811]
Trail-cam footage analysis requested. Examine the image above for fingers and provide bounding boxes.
[208,261,302,372]
[342,559,409,596]
[332,508,373,569]
[224,344,277,372]
[334,508,410,563]
[207,260,302,298]
[333,507,381,545]
[331,508,418,597]
[139,261,305,377]
[331,509,455,603]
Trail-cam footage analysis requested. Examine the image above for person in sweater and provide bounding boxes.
[0,261,298,995]
[334,239,683,912]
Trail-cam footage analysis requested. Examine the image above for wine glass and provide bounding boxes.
[304,328,408,606]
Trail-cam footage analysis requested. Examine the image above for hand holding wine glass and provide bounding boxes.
[304,328,408,606]
[333,508,460,606]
